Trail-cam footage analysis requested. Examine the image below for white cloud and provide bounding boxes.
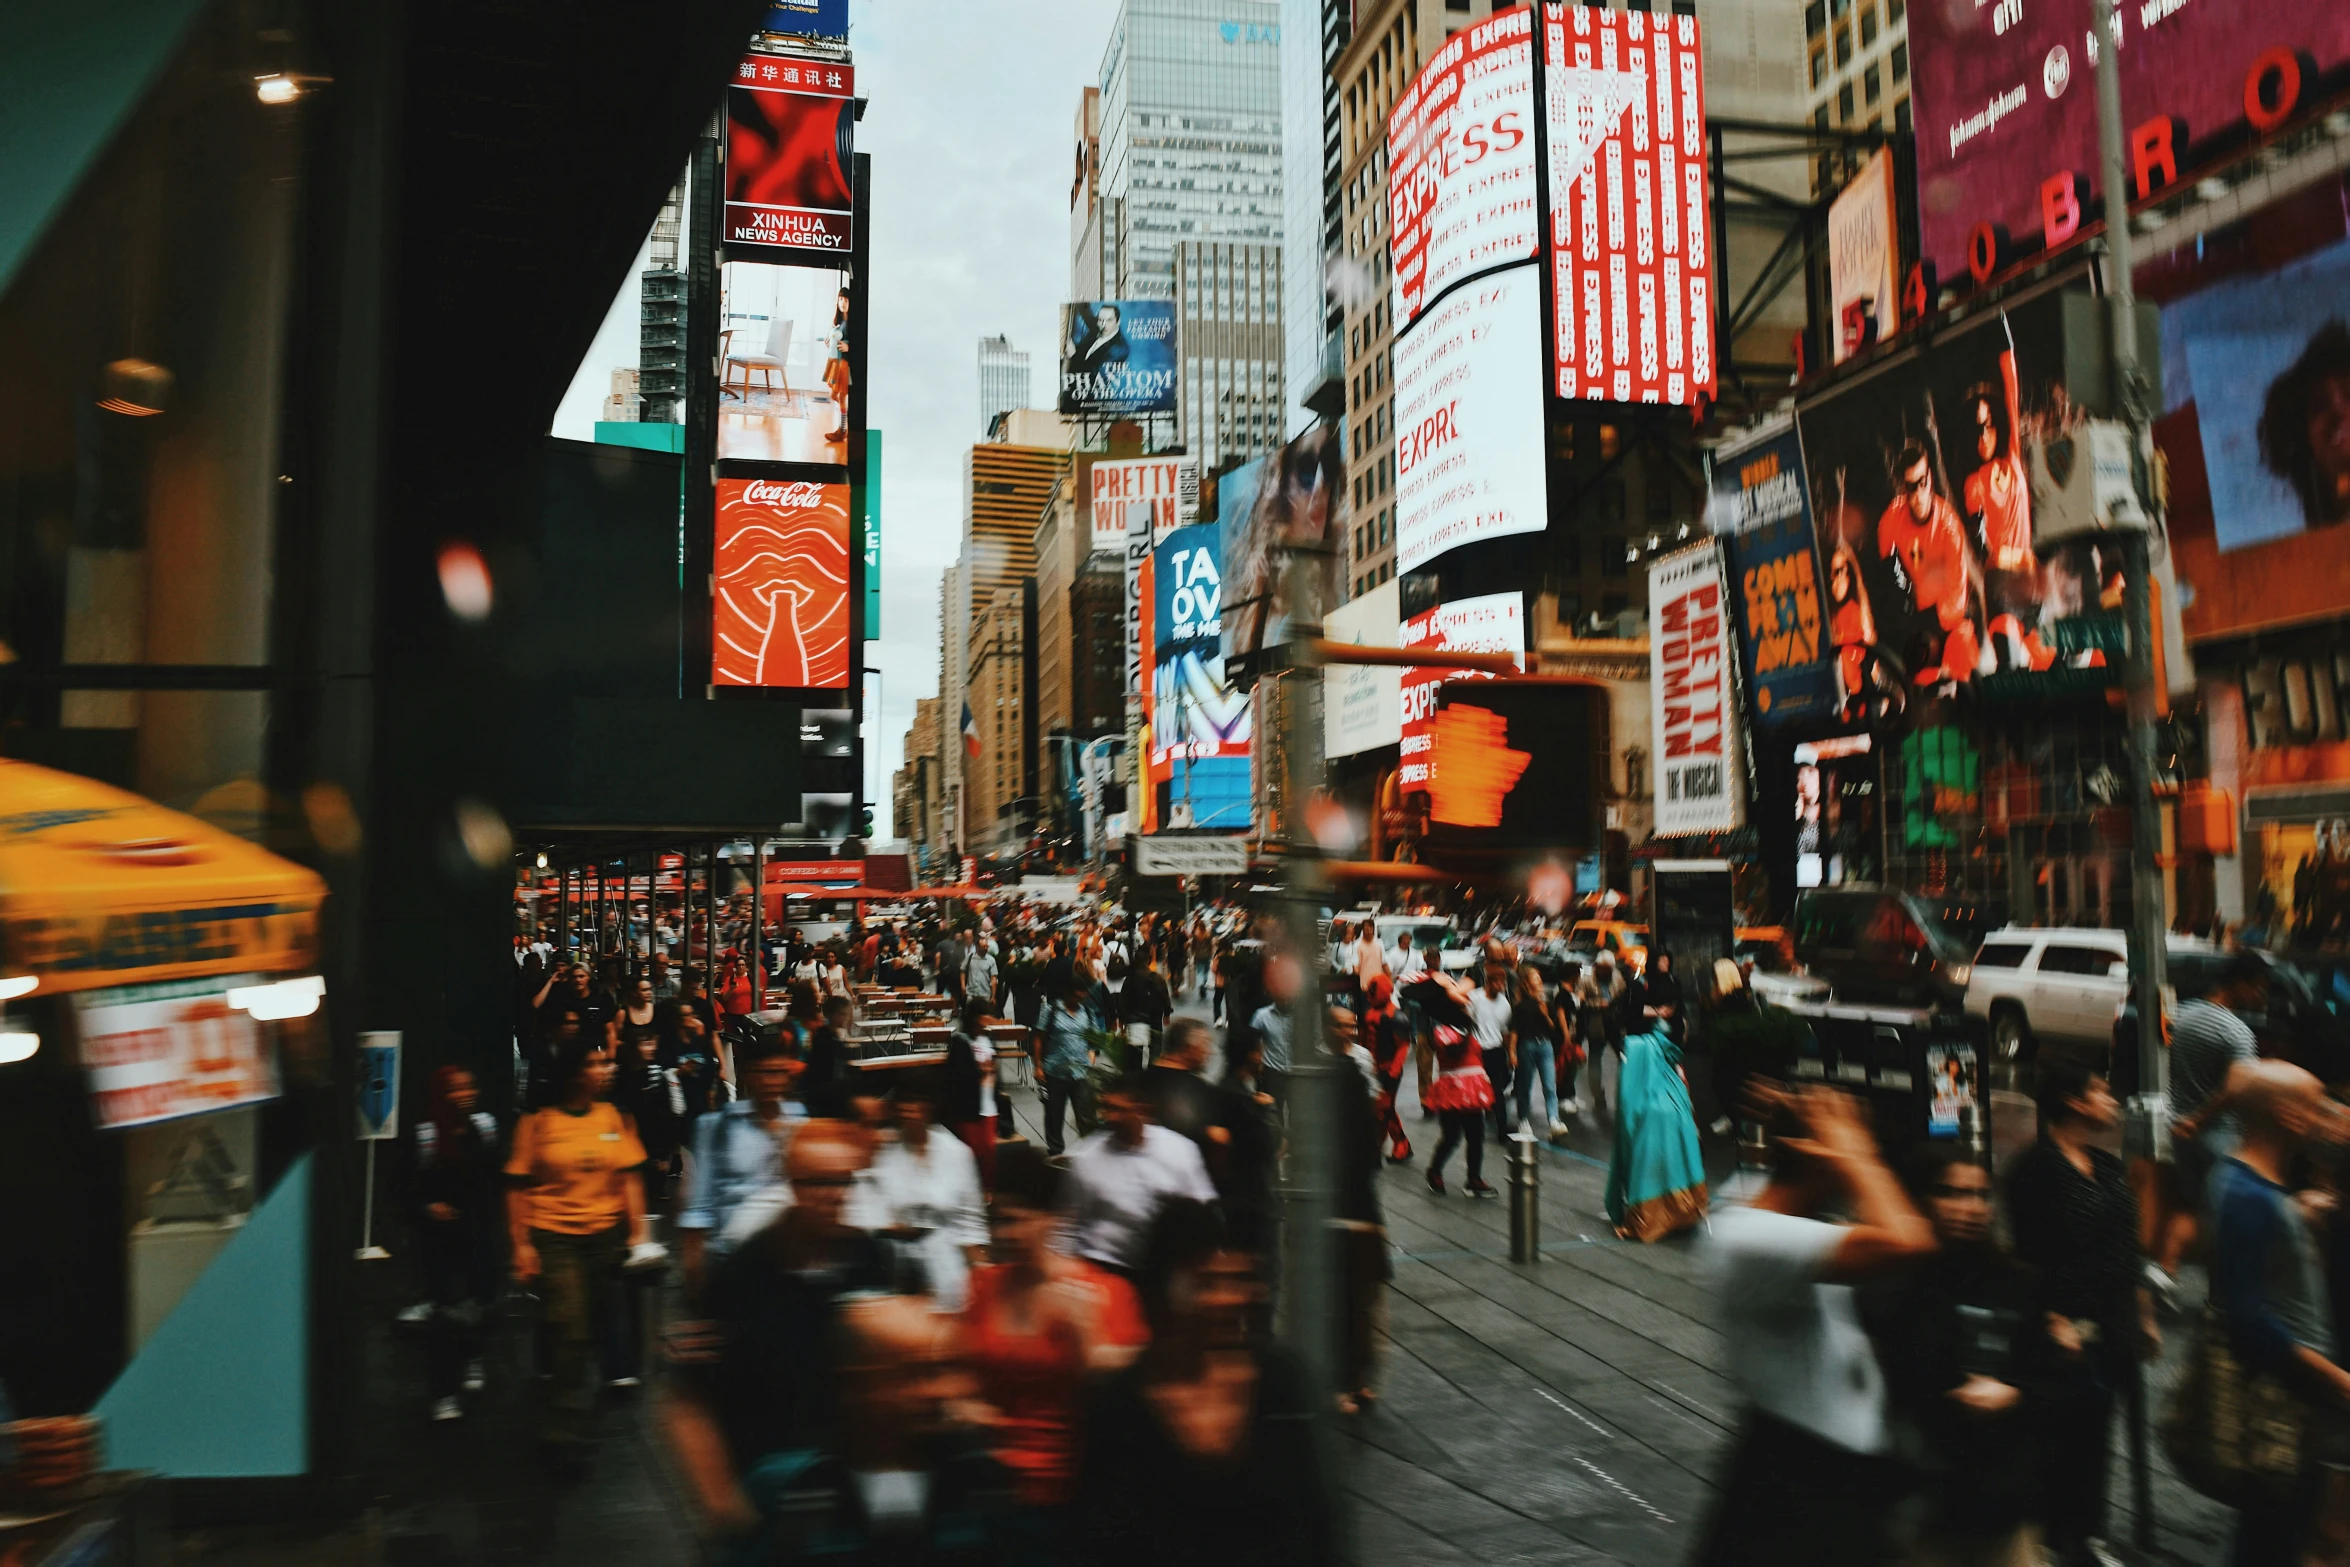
[857,0,1105,838]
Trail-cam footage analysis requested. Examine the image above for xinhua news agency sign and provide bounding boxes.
[1648,544,1744,836]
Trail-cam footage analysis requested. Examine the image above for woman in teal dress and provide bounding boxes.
[1604,1024,1709,1242]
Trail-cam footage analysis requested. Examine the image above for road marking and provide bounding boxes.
[1533,1384,1612,1439]
[1572,1455,1674,1525]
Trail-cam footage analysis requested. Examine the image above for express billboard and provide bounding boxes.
[1150,523,1251,768]
[1540,4,1716,407]
[1398,591,1525,797]
[1393,264,1547,574]
[1908,0,2350,286]
[1708,424,1839,730]
[725,55,855,260]
[714,476,853,690]
[1387,6,1539,330]
[1059,301,1178,417]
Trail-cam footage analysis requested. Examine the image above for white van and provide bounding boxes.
[1964,926,2217,1062]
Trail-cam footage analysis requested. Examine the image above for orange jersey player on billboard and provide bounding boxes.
[1963,344,2056,671]
[1877,442,1981,686]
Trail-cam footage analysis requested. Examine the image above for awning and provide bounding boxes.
[0,0,213,300]
[0,759,327,995]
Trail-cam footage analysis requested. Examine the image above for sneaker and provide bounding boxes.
[396,1302,435,1326]
[462,1360,486,1393]
[431,1396,463,1423]
[606,1375,642,1391]
[1465,1179,1499,1198]
[1709,1116,1733,1135]
[1558,1098,1581,1116]
[1549,1119,1570,1138]
[1387,1142,1414,1164]
[1425,1170,1446,1196]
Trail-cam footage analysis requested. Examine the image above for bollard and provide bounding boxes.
[1508,1131,1540,1262]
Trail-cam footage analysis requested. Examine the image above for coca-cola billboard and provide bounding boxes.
[714,477,852,689]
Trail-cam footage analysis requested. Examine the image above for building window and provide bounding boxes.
[1860,4,1877,46]
[1602,534,1627,577]
[1891,40,1907,80]
[1838,81,1855,120]
[1894,96,1911,131]
[1887,0,1903,17]
[1810,47,1828,88]
[1598,423,1621,460]
[1834,26,1852,67]
[1815,105,1831,131]
[1865,64,1881,104]
[1805,0,1826,36]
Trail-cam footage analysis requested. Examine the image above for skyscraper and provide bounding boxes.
[1174,241,1284,471]
[977,334,1032,437]
[1093,0,1285,299]
[1279,0,1349,438]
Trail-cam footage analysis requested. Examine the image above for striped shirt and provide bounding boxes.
[2170,998,2257,1141]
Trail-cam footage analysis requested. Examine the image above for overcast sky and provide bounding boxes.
[857,0,1104,839]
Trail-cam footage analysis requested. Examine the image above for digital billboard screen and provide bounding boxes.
[1387,6,1539,330]
[714,477,852,690]
[1150,523,1251,768]
[1221,422,1344,660]
[1059,301,1178,417]
[1393,264,1547,574]
[719,262,851,464]
[1541,3,1716,406]
[1424,683,1600,851]
[1708,424,1839,730]
[1908,0,2350,285]
[761,0,847,39]
[725,55,855,260]
[1398,591,1524,797]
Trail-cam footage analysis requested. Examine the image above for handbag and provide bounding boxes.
[2161,1304,2309,1508]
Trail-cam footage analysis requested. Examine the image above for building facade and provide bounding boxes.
[1173,241,1285,472]
[1806,0,1910,177]
[977,335,1032,438]
[1093,0,1286,299]
[1279,0,1351,438]
[891,696,942,868]
[964,581,1032,849]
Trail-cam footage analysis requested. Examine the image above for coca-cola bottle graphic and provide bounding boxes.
[714,479,850,687]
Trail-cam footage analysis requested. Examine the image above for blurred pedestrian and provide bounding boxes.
[1695,1084,1933,1563]
[1359,973,1414,1163]
[415,1066,500,1422]
[1037,979,1099,1157]
[1469,960,1514,1138]
[1421,974,1498,1198]
[1578,952,1625,1120]
[1507,963,1572,1138]
[2158,953,2267,1283]
[678,1029,803,1297]
[2003,1057,2157,1567]
[804,994,857,1120]
[1058,1073,1218,1279]
[1603,1016,1709,1243]
[940,999,1001,1182]
[1143,1016,1222,1156]
[854,1071,987,1310]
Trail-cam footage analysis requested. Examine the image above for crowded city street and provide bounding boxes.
[4,0,2350,1563]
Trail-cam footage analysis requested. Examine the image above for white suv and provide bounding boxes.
[1964,926,2215,1062]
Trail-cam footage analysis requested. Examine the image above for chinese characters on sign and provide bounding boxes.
[1541,4,1716,406]
[725,56,855,260]
[1648,544,1745,836]
[1387,6,1539,330]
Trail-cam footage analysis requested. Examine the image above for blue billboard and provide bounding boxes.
[1058,300,1178,417]
[762,0,848,39]
[1151,523,1251,771]
[1709,424,1840,730]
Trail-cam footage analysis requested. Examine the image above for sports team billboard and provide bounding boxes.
[1908,1,2350,286]
[1708,424,1839,730]
[1387,5,1539,330]
[1540,4,1716,406]
[714,477,852,690]
[1393,265,1548,574]
[1059,301,1178,417]
[725,55,855,260]
[1648,544,1745,837]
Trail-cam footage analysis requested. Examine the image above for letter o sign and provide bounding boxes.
[1967,224,2006,287]
[2244,47,2301,134]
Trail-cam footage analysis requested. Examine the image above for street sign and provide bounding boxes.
[1132,835,1249,878]
[357,1031,401,1141]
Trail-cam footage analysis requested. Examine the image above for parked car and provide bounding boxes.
[1965,926,2222,1064]
[1791,888,1978,1009]
[1566,919,1649,976]
[1733,926,1830,1007]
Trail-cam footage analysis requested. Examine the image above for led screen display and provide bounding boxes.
[714,477,852,690]
[725,55,855,260]
[1393,264,1547,574]
[1387,6,1539,330]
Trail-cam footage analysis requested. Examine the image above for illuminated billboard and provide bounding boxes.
[1398,591,1524,796]
[725,55,855,260]
[1387,6,1539,330]
[1540,4,1716,406]
[761,0,846,39]
[1908,2,2350,285]
[1708,424,1838,730]
[1150,523,1251,768]
[719,262,851,464]
[1648,544,1744,837]
[1393,264,1547,574]
[1059,301,1178,417]
[1220,423,1344,660]
[1424,683,1600,850]
[1828,148,1899,365]
[714,477,852,690]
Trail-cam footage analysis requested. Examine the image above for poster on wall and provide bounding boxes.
[1393,265,1548,574]
[1398,591,1525,795]
[1091,455,1194,556]
[1648,544,1745,837]
[1708,423,1838,729]
[1387,5,1538,329]
[2160,233,2350,552]
[1906,0,2350,284]
[1150,523,1252,768]
[1828,148,1899,364]
[725,56,855,260]
[714,477,852,690]
[78,979,280,1130]
[1540,4,1715,406]
[719,263,851,464]
[1059,301,1178,416]
[1792,287,2152,720]
[1221,423,1345,660]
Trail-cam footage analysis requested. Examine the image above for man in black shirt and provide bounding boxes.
[1144,1018,1222,1154]
[664,1122,892,1549]
[803,996,857,1119]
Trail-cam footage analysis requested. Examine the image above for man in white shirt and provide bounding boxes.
[1695,1084,1933,1564]
[1353,924,1387,987]
[1058,1072,1219,1275]
[1468,961,1515,1134]
[852,1072,987,1310]
[1329,919,1358,980]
